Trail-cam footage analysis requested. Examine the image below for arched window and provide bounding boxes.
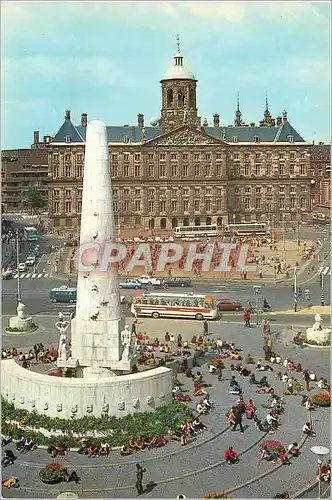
[183,217,189,226]
[160,218,167,229]
[178,89,185,107]
[167,88,173,106]
[194,217,201,226]
[189,89,195,107]
[217,216,223,227]
[171,218,178,228]
[206,217,212,225]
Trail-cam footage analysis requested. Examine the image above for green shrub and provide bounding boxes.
[1,398,193,447]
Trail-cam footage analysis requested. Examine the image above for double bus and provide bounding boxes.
[23,226,38,242]
[131,292,218,320]
[226,223,268,237]
[174,224,218,239]
[50,286,77,303]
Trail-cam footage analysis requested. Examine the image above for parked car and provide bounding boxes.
[17,263,26,272]
[164,277,192,288]
[25,255,36,266]
[137,275,161,286]
[119,279,143,290]
[216,298,243,311]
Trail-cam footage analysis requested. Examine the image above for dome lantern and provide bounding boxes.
[162,35,196,81]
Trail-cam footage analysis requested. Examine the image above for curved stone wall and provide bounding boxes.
[1,360,173,419]
[306,327,331,345]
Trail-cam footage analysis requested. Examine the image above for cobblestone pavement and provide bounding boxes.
[2,320,330,498]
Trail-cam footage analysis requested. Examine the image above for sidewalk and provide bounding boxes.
[56,235,319,284]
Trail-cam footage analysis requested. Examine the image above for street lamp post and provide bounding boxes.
[282,214,286,264]
[311,446,330,499]
[320,272,325,306]
[15,231,21,305]
[272,215,277,283]
[294,265,298,312]
[253,285,261,325]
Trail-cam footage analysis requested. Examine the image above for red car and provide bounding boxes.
[216,298,243,311]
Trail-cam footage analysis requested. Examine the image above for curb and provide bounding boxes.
[303,342,330,349]
[4,326,39,335]
[2,426,232,467]
[292,479,317,498]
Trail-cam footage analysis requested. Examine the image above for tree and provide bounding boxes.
[23,185,44,213]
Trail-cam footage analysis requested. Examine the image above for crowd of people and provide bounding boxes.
[2,318,330,494]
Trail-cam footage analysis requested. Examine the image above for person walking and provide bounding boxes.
[217,363,223,382]
[203,320,208,337]
[231,407,244,433]
[303,370,311,392]
[135,463,146,496]
[244,310,251,328]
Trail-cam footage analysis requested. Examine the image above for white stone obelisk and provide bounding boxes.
[70,120,124,378]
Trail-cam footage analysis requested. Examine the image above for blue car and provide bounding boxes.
[119,279,143,290]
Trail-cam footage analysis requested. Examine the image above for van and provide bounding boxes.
[50,286,77,303]
[25,255,36,266]
[165,277,192,288]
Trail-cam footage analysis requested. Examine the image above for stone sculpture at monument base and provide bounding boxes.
[8,301,33,332]
[306,313,331,345]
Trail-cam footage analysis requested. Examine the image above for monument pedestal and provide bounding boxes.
[9,315,33,332]
[306,327,331,345]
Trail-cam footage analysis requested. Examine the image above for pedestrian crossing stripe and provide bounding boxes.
[11,273,52,280]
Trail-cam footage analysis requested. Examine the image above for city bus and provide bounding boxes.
[50,286,77,303]
[226,223,268,237]
[23,226,38,242]
[174,224,218,239]
[131,292,218,320]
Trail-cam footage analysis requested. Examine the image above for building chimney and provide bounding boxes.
[33,131,39,144]
[250,122,255,127]
[65,110,71,120]
[213,114,220,127]
[137,114,144,128]
[81,113,88,127]
[276,116,282,126]
[282,111,288,122]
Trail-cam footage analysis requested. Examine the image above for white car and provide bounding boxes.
[137,275,161,286]
[17,263,26,272]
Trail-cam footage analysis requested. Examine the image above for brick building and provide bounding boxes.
[2,132,50,212]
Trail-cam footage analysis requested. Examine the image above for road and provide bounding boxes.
[2,274,330,318]
[2,225,330,317]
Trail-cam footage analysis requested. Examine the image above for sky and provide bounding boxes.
[1,1,331,149]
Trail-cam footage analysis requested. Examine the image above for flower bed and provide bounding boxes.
[2,398,194,447]
[311,393,330,407]
[203,491,231,499]
[210,358,224,369]
[39,462,67,483]
[260,440,285,454]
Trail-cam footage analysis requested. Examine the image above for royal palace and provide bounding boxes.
[2,43,330,234]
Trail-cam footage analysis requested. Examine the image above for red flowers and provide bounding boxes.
[311,393,330,407]
[260,440,285,454]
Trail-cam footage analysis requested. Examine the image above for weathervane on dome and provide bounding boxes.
[176,34,181,52]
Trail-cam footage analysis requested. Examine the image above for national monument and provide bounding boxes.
[2,120,173,419]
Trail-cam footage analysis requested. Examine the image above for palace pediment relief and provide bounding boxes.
[143,126,226,147]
